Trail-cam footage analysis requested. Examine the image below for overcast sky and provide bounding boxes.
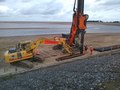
[0,0,120,21]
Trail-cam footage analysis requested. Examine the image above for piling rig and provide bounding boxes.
[55,0,89,60]
[70,0,88,54]
[56,0,88,53]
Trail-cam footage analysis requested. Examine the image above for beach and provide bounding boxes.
[0,33,120,59]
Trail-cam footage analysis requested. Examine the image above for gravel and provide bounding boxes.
[0,53,120,90]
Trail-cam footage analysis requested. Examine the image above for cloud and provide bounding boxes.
[21,0,30,3]
[101,0,120,6]
[0,0,5,2]
[0,5,9,13]
[84,0,120,21]
[0,0,120,21]
[20,0,63,15]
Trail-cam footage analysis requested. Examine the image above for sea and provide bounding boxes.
[0,22,120,37]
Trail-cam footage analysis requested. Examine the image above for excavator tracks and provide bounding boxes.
[10,60,34,69]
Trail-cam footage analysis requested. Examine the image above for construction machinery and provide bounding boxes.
[53,37,73,54]
[4,39,40,63]
[67,0,88,54]
[55,0,88,57]
[4,38,59,63]
[4,0,88,63]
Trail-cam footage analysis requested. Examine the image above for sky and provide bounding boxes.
[0,0,120,21]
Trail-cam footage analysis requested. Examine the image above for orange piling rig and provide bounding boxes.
[69,0,88,54]
[55,0,89,61]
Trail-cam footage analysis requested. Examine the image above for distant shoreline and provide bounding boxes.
[0,22,119,37]
[0,21,72,25]
[0,28,69,30]
[0,21,119,26]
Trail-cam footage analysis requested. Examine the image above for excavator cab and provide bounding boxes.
[7,41,31,54]
[4,41,33,63]
[4,39,44,63]
[16,41,31,51]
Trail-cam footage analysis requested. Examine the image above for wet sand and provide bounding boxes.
[0,33,120,59]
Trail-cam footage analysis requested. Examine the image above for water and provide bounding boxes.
[0,22,120,37]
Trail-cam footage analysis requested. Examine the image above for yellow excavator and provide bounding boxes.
[4,39,43,63]
[4,37,74,63]
[4,37,71,63]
